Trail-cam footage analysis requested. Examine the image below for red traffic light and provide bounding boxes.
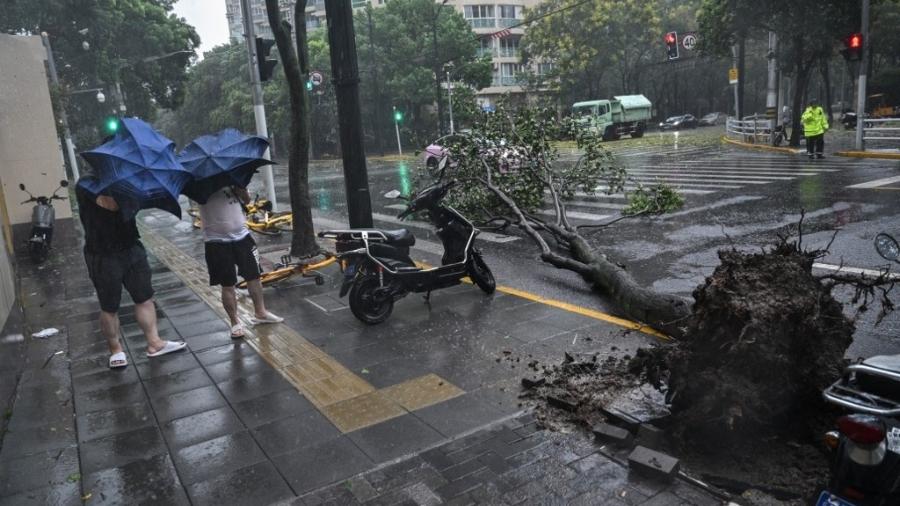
[848,33,862,49]
[664,32,676,45]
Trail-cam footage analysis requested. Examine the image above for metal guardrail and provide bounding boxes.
[726,115,775,144]
[863,118,900,145]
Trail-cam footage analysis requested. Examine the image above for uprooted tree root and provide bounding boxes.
[522,239,897,502]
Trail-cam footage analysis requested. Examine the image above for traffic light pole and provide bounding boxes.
[393,106,402,155]
[240,0,278,211]
[326,0,373,228]
[855,0,870,151]
[41,33,80,181]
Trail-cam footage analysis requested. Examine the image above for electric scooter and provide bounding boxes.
[20,180,68,264]
[318,158,496,324]
[816,232,900,506]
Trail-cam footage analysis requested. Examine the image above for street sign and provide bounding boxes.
[728,67,738,84]
[310,71,324,87]
[681,32,698,51]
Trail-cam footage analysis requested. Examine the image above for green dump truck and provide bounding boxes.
[572,95,652,140]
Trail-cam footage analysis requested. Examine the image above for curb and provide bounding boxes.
[721,136,803,155]
[835,150,900,160]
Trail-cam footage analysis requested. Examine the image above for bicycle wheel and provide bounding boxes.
[274,217,293,232]
[237,267,296,288]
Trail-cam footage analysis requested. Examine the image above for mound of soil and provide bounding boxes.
[667,244,854,447]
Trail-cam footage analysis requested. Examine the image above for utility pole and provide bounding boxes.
[731,45,739,119]
[41,33,79,180]
[326,0,373,228]
[431,0,449,136]
[393,106,402,155]
[240,0,278,210]
[765,32,778,140]
[855,0,870,151]
[366,7,385,156]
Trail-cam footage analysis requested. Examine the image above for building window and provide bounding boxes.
[494,63,522,86]
[477,38,496,58]
[497,5,519,27]
[351,0,369,7]
[464,5,496,28]
[498,37,519,57]
[537,62,554,76]
[306,15,320,30]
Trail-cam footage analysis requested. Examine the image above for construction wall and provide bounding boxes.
[0,34,73,329]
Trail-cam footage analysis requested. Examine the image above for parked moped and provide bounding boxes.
[20,180,68,264]
[318,159,495,324]
[816,232,900,506]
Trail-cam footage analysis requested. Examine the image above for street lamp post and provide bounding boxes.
[393,106,403,155]
[41,32,80,180]
[431,0,450,135]
[446,68,454,135]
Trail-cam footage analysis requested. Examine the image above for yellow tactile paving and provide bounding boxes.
[139,226,464,433]
[381,373,464,411]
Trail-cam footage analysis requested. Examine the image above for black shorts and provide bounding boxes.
[85,243,154,313]
[204,235,261,287]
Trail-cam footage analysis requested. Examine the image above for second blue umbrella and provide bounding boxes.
[178,129,272,204]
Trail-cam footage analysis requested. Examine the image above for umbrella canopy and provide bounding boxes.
[178,129,271,204]
[79,118,190,220]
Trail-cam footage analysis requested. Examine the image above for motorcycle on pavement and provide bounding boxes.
[318,157,496,324]
[19,180,69,264]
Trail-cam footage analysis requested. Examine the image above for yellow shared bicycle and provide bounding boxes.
[187,195,293,236]
[237,252,337,288]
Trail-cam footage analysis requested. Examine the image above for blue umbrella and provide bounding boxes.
[79,118,190,220]
[178,129,271,204]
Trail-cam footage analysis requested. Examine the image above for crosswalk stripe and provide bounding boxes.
[813,263,900,280]
[558,200,627,210]
[537,209,610,221]
[631,171,804,180]
[596,185,714,195]
[626,180,744,188]
[847,175,900,189]
[630,173,792,183]
[630,166,829,175]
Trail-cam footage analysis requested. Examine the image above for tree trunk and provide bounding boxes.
[821,60,834,124]
[265,0,319,256]
[788,36,810,147]
[737,32,746,119]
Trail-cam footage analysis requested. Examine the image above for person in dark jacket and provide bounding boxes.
[76,182,186,368]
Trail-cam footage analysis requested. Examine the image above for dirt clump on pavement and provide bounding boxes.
[520,242,856,503]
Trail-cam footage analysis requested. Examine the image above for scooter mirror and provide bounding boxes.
[60,180,69,188]
[384,190,402,199]
[18,184,25,191]
[875,233,900,262]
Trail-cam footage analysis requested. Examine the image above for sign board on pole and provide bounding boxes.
[310,71,324,87]
[728,67,739,84]
[681,32,698,51]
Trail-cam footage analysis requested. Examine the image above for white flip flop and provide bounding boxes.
[250,312,284,326]
[231,323,245,339]
[109,351,128,369]
[146,340,187,358]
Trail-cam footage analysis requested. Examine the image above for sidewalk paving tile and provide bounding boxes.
[232,388,316,428]
[142,366,214,399]
[0,421,76,460]
[0,446,79,497]
[215,368,293,404]
[161,406,244,450]
[82,453,189,506]
[347,413,445,463]
[412,392,509,438]
[172,430,268,485]
[71,367,139,396]
[320,391,406,433]
[204,351,272,382]
[194,342,257,366]
[0,482,81,506]
[272,436,373,494]
[73,381,147,414]
[186,460,294,506]
[134,351,201,380]
[148,384,228,423]
[76,401,155,443]
[78,426,168,475]
[251,409,342,457]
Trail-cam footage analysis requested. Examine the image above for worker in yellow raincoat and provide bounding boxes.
[801,98,829,160]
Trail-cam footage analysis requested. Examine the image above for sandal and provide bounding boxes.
[231,323,245,339]
[250,312,284,326]
[109,351,128,369]
[146,340,187,358]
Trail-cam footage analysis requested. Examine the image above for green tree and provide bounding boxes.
[3,0,199,146]
[354,0,491,147]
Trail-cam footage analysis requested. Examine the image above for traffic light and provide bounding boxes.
[393,109,403,123]
[306,80,313,91]
[665,32,679,60]
[255,37,278,81]
[103,116,119,135]
[841,33,863,61]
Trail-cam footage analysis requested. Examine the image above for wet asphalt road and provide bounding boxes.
[248,128,900,359]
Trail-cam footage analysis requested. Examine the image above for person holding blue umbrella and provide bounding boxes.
[179,129,282,338]
[78,119,189,368]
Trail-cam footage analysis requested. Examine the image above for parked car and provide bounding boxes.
[698,112,725,126]
[423,134,524,175]
[658,114,698,130]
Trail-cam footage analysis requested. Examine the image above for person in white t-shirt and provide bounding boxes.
[199,186,282,338]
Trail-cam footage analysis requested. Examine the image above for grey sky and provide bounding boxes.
[173,0,231,57]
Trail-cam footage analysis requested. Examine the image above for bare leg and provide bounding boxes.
[246,279,269,318]
[100,310,123,355]
[134,300,165,354]
[222,286,239,325]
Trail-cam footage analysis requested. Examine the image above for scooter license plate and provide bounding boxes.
[815,491,856,506]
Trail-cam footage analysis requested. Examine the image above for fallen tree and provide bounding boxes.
[438,104,690,336]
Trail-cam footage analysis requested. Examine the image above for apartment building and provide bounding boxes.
[228,0,542,107]
[225,0,297,41]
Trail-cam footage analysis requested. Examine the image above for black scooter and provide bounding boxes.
[20,180,68,264]
[318,159,495,324]
[817,232,900,506]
